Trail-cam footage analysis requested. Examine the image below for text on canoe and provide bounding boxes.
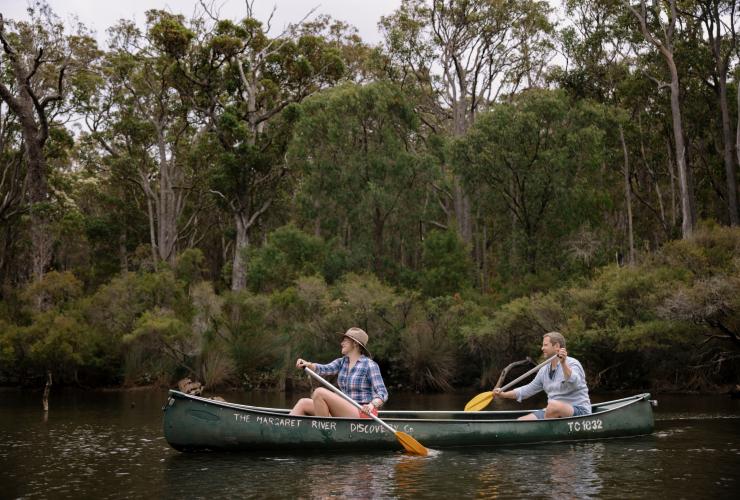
[567,419,603,432]
[232,413,341,430]
[232,413,303,428]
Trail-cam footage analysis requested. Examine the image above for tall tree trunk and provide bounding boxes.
[119,231,128,273]
[437,90,471,246]
[231,214,249,292]
[372,206,386,274]
[737,81,740,196]
[451,99,473,244]
[156,131,179,265]
[24,130,52,282]
[230,198,271,291]
[717,70,738,225]
[667,139,677,228]
[668,67,695,238]
[481,223,488,292]
[0,17,65,283]
[626,0,694,238]
[453,178,472,244]
[619,124,635,264]
[703,0,739,225]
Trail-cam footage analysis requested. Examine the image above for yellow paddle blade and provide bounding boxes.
[464,391,494,412]
[395,431,428,456]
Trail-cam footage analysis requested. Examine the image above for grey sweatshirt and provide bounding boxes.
[514,357,591,411]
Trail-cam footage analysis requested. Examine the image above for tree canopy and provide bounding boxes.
[0,1,738,392]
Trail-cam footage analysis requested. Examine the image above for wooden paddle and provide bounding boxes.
[464,354,558,412]
[304,367,428,456]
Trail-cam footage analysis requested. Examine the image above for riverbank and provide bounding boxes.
[2,382,738,398]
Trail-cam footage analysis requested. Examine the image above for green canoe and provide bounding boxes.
[163,391,656,452]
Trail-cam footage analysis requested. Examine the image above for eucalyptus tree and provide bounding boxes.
[454,89,610,276]
[379,0,555,245]
[189,3,346,290]
[85,11,204,267]
[0,103,24,286]
[693,0,739,226]
[619,0,696,239]
[0,4,97,281]
[0,105,23,223]
[557,0,680,263]
[557,0,638,262]
[288,82,429,276]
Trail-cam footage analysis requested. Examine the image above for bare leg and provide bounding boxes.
[517,413,538,421]
[311,388,359,417]
[289,397,315,416]
[544,400,574,419]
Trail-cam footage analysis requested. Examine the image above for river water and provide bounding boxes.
[1,388,738,499]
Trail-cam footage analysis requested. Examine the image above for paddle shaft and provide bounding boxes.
[304,367,396,434]
[497,355,558,392]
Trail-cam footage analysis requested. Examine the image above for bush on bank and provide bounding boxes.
[0,225,738,392]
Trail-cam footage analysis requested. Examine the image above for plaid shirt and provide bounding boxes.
[315,355,388,405]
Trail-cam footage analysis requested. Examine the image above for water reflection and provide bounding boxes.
[1,390,739,499]
[545,443,604,498]
[161,452,404,499]
[390,442,606,499]
[392,454,427,496]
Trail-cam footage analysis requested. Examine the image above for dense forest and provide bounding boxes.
[0,0,738,394]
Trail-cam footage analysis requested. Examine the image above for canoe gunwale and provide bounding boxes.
[166,390,652,424]
[164,391,655,452]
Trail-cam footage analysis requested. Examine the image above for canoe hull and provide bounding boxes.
[163,391,655,452]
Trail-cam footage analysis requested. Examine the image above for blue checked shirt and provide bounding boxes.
[314,356,389,405]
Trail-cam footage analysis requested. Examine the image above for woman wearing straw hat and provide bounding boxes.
[289,327,389,418]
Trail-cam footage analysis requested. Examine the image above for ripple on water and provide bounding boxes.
[2,392,739,499]
[656,414,740,421]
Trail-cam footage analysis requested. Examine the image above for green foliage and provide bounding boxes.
[419,230,473,297]
[146,10,194,59]
[463,293,562,385]
[125,307,194,377]
[175,248,206,287]
[288,81,430,278]
[455,89,614,285]
[400,295,484,391]
[85,270,191,338]
[3,2,740,394]
[220,291,283,387]
[246,225,332,292]
[24,311,93,375]
[655,223,740,276]
[20,271,83,313]
[0,275,98,383]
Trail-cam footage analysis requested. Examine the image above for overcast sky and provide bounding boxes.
[0,0,404,46]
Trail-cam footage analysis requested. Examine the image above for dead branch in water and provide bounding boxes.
[494,357,536,390]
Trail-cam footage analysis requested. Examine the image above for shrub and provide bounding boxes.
[419,230,473,297]
[20,271,83,313]
[124,307,197,379]
[246,224,330,292]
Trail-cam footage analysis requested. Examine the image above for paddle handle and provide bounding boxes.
[498,355,558,392]
[304,367,396,434]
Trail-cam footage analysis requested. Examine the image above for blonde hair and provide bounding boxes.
[544,331,566,348]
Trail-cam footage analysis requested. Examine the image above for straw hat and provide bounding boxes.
[340,327,371,356]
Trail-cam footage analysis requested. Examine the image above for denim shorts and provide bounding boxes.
[532,404,591,420]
